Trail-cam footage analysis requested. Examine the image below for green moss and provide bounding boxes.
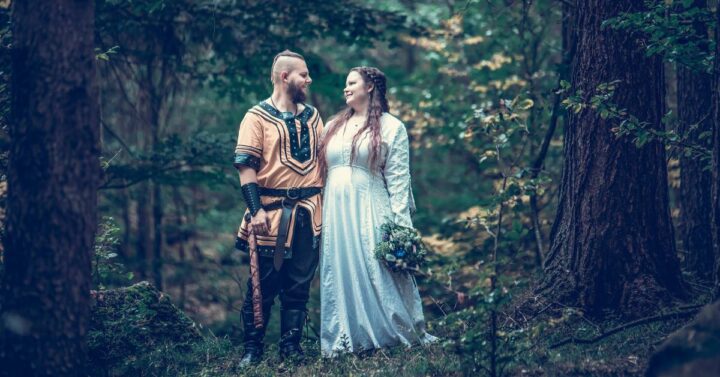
[87,282,202,376]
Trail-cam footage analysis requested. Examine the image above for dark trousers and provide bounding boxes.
[241,207,319,324]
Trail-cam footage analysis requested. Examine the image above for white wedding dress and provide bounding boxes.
[320,112,437,356]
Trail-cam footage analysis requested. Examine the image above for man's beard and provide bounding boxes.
[288,81,307,104]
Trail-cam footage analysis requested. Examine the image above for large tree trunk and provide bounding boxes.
[712,2,720,299]
[0,1,99,375]
[538,0,684,318]
[677,0,714,281]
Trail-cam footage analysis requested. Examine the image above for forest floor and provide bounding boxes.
[88,275,708,376]
[88,221,711,376]
[175,310,693,377]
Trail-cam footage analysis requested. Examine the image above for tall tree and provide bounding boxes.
[713,1,720,299]
[0,0,99,375]
[677,0,714,280]
[538,0,684,317]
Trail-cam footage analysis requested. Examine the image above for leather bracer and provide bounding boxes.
[241,183,263,217]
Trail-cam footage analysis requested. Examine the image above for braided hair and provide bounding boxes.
[318,67,388,175]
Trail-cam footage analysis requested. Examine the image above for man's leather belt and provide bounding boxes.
[259,186,321,270]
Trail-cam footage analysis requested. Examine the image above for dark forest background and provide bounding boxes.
[0,0,719,376]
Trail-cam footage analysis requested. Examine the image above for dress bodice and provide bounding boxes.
[324,113,415,227]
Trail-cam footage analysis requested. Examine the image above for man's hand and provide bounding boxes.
[250,208,271,235]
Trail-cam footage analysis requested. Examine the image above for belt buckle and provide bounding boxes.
[286,187,300,200]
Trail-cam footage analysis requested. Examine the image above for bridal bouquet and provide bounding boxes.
[373,221,428,274]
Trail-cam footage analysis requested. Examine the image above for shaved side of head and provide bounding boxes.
[271,50,306,85]
[272,56,304,84]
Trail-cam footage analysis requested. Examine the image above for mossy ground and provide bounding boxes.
[87,280,704,376]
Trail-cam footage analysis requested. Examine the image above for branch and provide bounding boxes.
[108,61,153,129]
[101,119,138,159]
[549,305,704,349]
[99,161,192,190]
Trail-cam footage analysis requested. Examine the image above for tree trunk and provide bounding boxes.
[145,59,164,291]
[172,187,188,310]
[120,188,132,260]
[538,0,684,318]
[135,183,152,281]
[530,0,576,269]
[712,3,720,299]
[0,1,99,375]
[152,181,164,290]
[677,0,714,281]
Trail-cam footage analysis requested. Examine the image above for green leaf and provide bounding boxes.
[516,98,534,110]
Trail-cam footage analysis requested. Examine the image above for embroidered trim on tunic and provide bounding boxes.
[248,105,319,176]
[258,101,314,163]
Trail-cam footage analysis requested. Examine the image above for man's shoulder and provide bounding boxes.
[241,102,274,123]
[243,103,264,116]
[248,101,271,115]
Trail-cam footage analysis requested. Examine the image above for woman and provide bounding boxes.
[318,67,437,356]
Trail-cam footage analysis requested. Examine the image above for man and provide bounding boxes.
[233,50,324,367]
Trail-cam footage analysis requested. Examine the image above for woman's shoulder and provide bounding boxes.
[380,113,406,138]
[323,115,344,135]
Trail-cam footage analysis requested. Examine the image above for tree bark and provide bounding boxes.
[538,0,684,318]
[529,0,576,269]
[0,1,99,376]
[712,2,720,299]
[677,0,714,281]
[135,183,152,281]
[152,182,164,290]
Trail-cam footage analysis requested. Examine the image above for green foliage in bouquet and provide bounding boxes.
[374,221,428,273]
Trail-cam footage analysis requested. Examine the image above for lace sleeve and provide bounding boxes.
[383,123,415,228]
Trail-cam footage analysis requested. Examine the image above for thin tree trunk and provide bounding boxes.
[538,0,684,318]
[0,1,99,375]
[152,181,163,290]
[172,187,188,309]
[147,59,164,291]
[136,182,152,281]
[134,60,160,285]
[677,0,714,281]
[120,188,131,260]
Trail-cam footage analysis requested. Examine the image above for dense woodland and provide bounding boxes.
[0,0,719,376]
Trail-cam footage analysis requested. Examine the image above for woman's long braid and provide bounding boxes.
[318,67,389,175]
[363,67,388,112]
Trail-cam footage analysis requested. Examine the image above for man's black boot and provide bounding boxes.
[279,309,306,364]
[238,307,267,368]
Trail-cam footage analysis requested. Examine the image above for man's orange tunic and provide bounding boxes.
[234,101,324,258]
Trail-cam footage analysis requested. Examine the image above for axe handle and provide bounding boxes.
[248,226,264,329]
